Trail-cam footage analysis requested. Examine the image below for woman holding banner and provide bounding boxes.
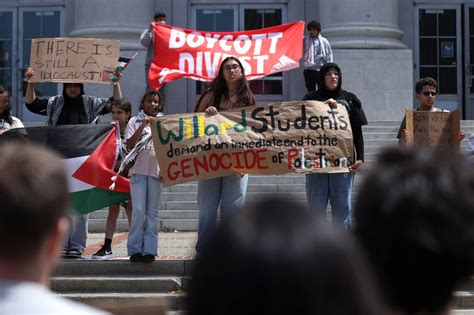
[194,56,256,254]
[303,62,367,228]
[23,67,122,259]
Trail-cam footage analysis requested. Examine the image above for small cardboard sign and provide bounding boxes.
[151,101,355,186]
[405,109,460,151]
[29,37,120,83]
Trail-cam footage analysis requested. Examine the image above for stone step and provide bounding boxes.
[51,276,181,293]
[455,291,474,310]
[55,260,193,277]
[366,120,474,127]
[60,292,185,311]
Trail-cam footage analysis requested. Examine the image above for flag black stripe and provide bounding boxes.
[0,124,112,159]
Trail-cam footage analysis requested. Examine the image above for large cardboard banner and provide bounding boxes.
[151,101,354,186]
[29,38,120,83]
[405,109,460,151]
[148,22,305,90]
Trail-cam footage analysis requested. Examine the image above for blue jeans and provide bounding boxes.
[127,174,162,256]
[306,172,354,227]
[195,174,249,253]
[64,214,88,253]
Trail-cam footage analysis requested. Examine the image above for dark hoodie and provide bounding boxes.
[303,62,367,162]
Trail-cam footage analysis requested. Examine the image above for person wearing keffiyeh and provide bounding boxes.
[124,90,163,263]
[23,67,122,259]
[303,20,333,93]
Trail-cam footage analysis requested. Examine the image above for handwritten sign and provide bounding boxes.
[29,37,120,83]
[405,109,460,151]
[151,101,354,186]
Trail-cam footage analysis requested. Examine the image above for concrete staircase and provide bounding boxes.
[88,120,474,232]
[52,260,192,314]
[52,259,474,314]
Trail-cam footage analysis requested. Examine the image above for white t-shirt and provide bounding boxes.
[0,280,109,314]
[0,116,24,134]
[124,115,161,178]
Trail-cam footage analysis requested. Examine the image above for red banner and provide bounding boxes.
[148,21,305,90]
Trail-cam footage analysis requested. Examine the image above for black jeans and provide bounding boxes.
[303,69,319,92]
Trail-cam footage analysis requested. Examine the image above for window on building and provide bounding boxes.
[244,8,282,95]
[418,9,457,94]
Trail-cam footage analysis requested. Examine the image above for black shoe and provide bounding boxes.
[92,245,113,260]
[129,253,143,263]
[142,254,155,263]
[66,249,82,259]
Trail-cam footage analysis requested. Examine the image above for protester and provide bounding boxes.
[188,196,382,315]
[303,20,333,92]
[92,99,133,260]
[353,147,474,315]
[0,85,24,134]
[141,12,168,103]
[0,142,107,314]
[24,66,122,259]
[125,91,163,263]
[193,56,256,254]
[397,77,465,145]
[303,62,367,227]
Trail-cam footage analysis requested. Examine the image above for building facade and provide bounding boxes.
[0,0,473,122]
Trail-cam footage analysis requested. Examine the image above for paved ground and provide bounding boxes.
[82,232,197,260]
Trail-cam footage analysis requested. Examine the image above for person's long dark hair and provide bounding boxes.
[0,85,13,125]
[195,56,256,112]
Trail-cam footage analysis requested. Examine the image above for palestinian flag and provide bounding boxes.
[102,53,138,82]
[117,53,137,71]
[1,124,130,214]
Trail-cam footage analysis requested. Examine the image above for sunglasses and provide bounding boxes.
[421,91,436,97]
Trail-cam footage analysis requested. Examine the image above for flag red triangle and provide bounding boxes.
[72,125,130,193]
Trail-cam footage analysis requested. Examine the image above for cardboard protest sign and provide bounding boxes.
[151,101,354,186]
[405,109,460,151]
[149,22,304,90]
[29,38,120,83]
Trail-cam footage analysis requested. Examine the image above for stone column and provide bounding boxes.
[319,0,406,49]
[68,0,155,109]
[318,0,413,121]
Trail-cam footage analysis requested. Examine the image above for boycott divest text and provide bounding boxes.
[149,22,304,90]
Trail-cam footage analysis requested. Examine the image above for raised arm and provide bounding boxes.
[112,82,122,101]
[24,67,36,104]
[140,23,154,48]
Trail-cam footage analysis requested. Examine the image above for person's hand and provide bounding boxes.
[140,116,152,127]
[349,160,363,173]
[149,22,154,30]
[113,69,122,82]
[205,106,218,116]
[400,129,408,144]
[459,130,466,142]
[324,98,337,108]
[236,172,245,178]
[24,67,34,81]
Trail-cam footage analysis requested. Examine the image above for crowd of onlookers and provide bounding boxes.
[1,141,473,315]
